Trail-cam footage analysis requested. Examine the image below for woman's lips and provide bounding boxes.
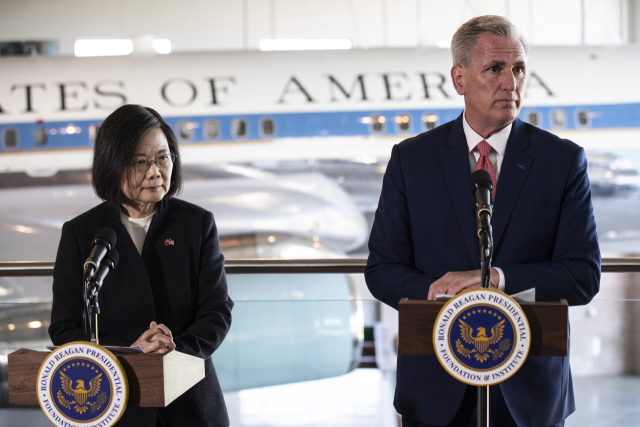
[144,185,162,191]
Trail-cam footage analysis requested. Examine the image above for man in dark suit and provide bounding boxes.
[365,15,600,427]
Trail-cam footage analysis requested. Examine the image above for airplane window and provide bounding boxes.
[550,110,566,128]
[422,114,439,130]
[261,118,275,137]
[204,120,220,140]
[526,111,540,127]
[233,119,248,139]
[395,115,411,132]
[177,121,194,141]
[576,109,590,128]
[89,124,100,143]
[34,128,47,146]
[370,115,386,134]
[2,128,18,149]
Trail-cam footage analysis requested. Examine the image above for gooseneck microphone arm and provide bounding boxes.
[85,249,119,345]
[470,169,495,427]
[82,228,117,343]
[470,169,494,289]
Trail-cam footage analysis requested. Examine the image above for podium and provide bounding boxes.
[398,298,569,356]
[7,349,205,407]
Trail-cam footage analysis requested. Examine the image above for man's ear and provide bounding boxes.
[451,65,465,96]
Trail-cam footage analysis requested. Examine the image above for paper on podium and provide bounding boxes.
[47,345,143,353]
[436,287,536,302]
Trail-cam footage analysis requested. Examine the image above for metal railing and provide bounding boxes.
[0,257,638,276]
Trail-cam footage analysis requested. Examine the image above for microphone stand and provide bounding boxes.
[84,281,100,345]
[477,208,493,427]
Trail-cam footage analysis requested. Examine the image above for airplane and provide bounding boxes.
[1,45,640,174]
[1,44,640,404]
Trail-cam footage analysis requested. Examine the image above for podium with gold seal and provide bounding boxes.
[8,345,205,426]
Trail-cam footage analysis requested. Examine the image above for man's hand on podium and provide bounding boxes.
[131,321,176,354]
[427,268,501,300]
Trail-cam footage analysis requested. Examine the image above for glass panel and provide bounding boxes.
[89,124,100,142]
[261,118,275,137]
[233,119,248,139]
[177,121,194,140]
[422,113,438,130]
[576,109,590,127]
[526,111,540,127]
[370,115,385,133]
[550,109,566,128]
[395,114,411,132]
[204,119,220,140]
[33,128,47,146]
[2,128,18,149]
[1,273,640,426]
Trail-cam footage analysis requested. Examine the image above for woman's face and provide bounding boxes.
[121,128,173,211]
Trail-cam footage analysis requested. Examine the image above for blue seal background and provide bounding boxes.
[449,305,516,371]
[51,357,112,422]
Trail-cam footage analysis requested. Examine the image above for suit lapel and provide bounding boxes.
[142,198,177,325]
[492,119,533,258]
[441,115,478,267]
[104,203,157,322]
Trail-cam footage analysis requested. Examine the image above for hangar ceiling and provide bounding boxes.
[0,0,637,56]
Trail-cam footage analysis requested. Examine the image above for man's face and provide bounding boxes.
[451,33,527,137]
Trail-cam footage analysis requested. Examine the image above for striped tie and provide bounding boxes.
[475,140,496,200]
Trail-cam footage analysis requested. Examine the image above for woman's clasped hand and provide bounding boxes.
[130,320,176,354]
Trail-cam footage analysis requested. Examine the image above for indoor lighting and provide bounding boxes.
[74,39,134,57]
[259,38,352,51]
[153,38,172,54]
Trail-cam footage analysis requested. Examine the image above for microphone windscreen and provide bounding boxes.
[95,227,117,248]
[470,169,493,192]
[104,248,119,269]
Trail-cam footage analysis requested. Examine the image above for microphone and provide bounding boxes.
[86,248,119,299]
[470,169,494,232]
[82,228,117,283]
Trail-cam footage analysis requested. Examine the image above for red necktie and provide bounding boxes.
[475,140,497,200]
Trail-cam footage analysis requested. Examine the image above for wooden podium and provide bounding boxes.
[8,349,205,407]
[398,298,569,356]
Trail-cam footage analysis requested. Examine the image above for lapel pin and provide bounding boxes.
[164,239,174,246]
[517,164,526,170]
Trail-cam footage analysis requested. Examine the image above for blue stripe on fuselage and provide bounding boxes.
[1,102,639,152]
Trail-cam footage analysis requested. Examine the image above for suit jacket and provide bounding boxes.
[49,197,234,427]
[365,115,601,427]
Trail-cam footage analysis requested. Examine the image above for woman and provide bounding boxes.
[49,104,233,426]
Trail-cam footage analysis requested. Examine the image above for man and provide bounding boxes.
[365,15,600,427]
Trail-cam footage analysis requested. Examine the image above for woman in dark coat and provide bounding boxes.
[49,104,233,427]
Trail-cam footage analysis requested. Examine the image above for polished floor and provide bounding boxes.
[1,371,639,426]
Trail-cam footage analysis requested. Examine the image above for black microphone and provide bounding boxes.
[87,248,119,299]
[82,228,117,283]
[470,169,494,229]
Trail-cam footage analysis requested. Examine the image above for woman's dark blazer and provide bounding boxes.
[49,197,234,427]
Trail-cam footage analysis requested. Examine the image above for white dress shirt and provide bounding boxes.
[462,111,510,292]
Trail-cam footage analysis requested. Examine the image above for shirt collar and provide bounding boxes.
[463,111,511,157]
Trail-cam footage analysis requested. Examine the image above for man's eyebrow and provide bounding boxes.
[483,60,526,68]
[484,60,506,67]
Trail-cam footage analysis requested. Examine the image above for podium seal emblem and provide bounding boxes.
[433,288,530,386]
[37,342,128,427]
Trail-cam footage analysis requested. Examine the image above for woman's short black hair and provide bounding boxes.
[91,104,183,207]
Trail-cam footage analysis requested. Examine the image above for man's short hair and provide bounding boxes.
[451,15,528,67]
